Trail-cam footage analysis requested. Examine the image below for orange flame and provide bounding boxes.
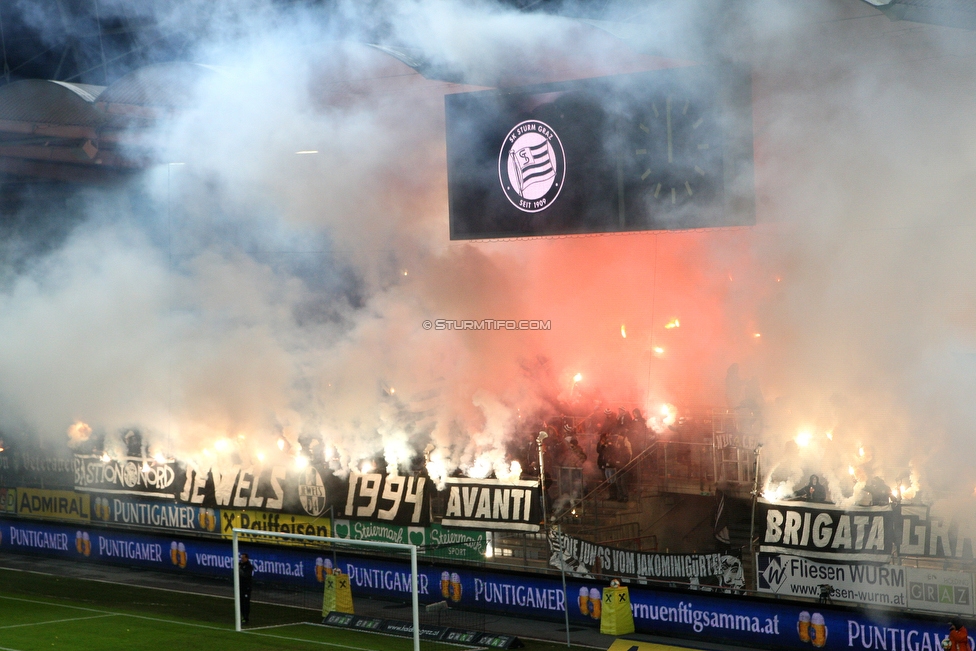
[67,421,92,442]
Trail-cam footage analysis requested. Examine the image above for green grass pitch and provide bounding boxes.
[0,567,590,651]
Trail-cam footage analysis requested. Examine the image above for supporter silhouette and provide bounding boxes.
[795,475,827,502]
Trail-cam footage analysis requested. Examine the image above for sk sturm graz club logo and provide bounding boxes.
[298,467,327,516]
[498,120,565,213]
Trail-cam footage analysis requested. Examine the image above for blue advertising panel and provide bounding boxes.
[0,517,964,651]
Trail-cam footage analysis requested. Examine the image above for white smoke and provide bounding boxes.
[1,0,976,511]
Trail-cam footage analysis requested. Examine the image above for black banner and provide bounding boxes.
[74,455,181,499]
[0,449,74,490]
[179,464,333,517]
[343,473,429,526]
[548,530,744,589]
[439,478,541,532]
[446,65,754,239]
[758,499,894,563]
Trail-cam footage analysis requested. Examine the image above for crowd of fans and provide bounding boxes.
[510,406,658,509]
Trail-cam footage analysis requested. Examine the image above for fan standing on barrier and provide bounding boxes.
[239,553,254,625]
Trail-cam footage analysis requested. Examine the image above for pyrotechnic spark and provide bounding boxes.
[256,451,266,463]
[67,421,92,442]
[657,404,677,427]
[389,387,396,394]
[825,431,833,441]
[664,319,680,329]
[203,448,212,458]
[509,460,522,480]
[153,452,166,464]
[361,460,374,474]
[621,324,627,338]
[653,346,665,355]
[402,270,408,276]
[100,452,111,463]
[848,465,856,476]
[277,437,286,451]
[753,333,761,338]
[294,455,309,469]
[794,430,812,447]
[141,461,151,473]
[214,438,230,452]
[468,457,491,479]
[295,150,318,154]
[573,372,582,383]
[858,447,865,458]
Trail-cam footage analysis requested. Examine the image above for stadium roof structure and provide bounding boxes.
[0,18,678,186]
[5,0,967,187]
[0,62,224,184]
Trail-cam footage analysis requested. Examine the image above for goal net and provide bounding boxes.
[231,527,498,650]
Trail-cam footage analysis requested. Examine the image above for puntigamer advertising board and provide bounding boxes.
[0,516,965,651]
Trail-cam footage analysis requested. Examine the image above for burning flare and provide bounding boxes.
[664,319,680,329]
[67,421,92,443]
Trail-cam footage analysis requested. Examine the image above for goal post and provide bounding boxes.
[231,527,421,651]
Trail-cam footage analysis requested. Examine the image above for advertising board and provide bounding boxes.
[0,517,965,651]
[757,552,975,616]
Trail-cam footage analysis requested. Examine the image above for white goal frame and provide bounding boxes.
[231,527,421,651]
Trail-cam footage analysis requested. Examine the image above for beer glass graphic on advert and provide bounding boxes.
[441,571,451,600]
[75,531,83,554]
[810,613,827,647]
[316,558,324,582]
[798,611,811,643]
[82,532,90,556]
[450,572,462,602]
[170,541,179,565]
[177,542,187,568]
[589,588,601,619]
[324,558,333,575]
[578,586,589,615]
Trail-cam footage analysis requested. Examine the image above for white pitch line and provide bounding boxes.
[241,630,395,651]
[0,594,231,633]
[0,613,118,630]
[0,594,109,614]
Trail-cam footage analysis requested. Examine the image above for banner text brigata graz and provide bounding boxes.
[758,499,894,563]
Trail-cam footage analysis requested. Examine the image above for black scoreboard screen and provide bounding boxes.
[446,64,754,240]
